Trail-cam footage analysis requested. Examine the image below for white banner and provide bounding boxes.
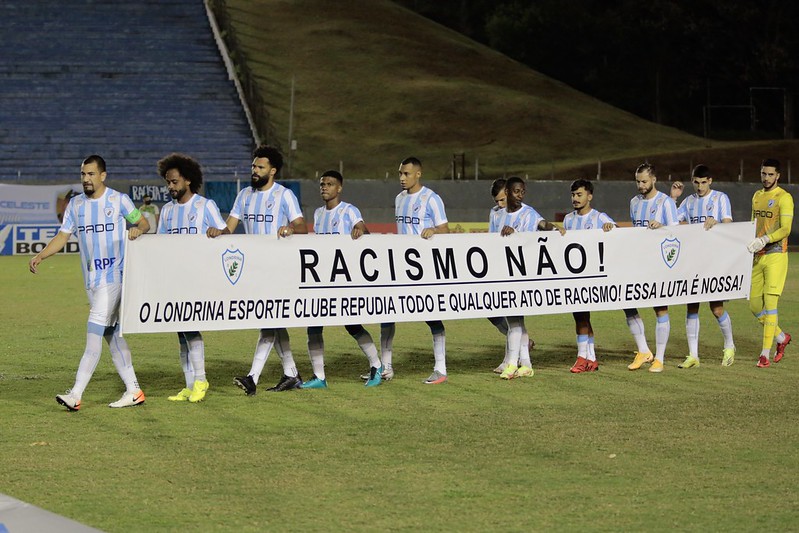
[120,222,755,334]
[0,184,82,224]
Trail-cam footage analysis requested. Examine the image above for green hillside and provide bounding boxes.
[220,0,792,181]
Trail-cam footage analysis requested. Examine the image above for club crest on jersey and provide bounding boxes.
[768,199,776,208]
[585,223,593,229]
[660,237,680,269]
[189,213,197,223]
[222,248,245,285]
[105,207,114,218]
[266,202,274,210]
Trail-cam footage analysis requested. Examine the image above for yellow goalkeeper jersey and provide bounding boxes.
[752,186,794,254]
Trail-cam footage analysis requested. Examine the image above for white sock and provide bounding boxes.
[274,328,297,377]
[249,329,276,384]
[177,333,193,388]
[432,330,446,374]
[502,335,511,367]
[307,327,326,380]
[506,316,524,367]
[626,314,651,353]
[587,337,596,362]
[717,312,735,349]
[426,320,447,374]
[380,323,395,369]
[686,313,700,359]
[576,334,589,358]
[72,323,105,399]
[350,327,380,368]
[105,324,140,393]
[655,314,670,363]
[518,327,531,368]
[185,331,205,383]
[775,331,786,344]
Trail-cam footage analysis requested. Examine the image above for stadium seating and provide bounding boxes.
[0,0,253,183]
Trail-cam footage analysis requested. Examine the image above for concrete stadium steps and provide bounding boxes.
[6,162,247,183]
[0,0,253,184]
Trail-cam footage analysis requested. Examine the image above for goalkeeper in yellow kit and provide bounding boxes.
[748,158,794,367]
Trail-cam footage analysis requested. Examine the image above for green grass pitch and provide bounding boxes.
[2,254,798,531]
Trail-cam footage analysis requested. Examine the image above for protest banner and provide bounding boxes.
[120,222,754,334]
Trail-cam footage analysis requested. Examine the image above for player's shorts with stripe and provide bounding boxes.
[751,253,789,297]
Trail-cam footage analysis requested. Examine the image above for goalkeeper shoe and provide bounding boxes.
[168,388,192,402]
[648,359,664,373]
[109,389,146,408]
[628,352,653,371]
[757,356,770,368]
[56,392,81,411]
[678,356,700,369]
[188,380,209,403]
[775,333,791,363]
[721,348,735,367]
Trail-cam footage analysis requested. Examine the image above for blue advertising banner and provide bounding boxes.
[0,224,79,255]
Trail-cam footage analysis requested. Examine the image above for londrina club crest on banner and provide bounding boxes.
[660,237,680,269]
[222,248,245,285]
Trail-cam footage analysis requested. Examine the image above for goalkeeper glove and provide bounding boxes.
[747,235,770,253]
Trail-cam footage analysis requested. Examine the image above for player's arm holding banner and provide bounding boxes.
[538,217,566,235]
[130,210,150,236]
[350,218,369,240]
[420,193,448,240]
[207,216,234,237]
[282,192,310,237]
[206,186,246,238]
